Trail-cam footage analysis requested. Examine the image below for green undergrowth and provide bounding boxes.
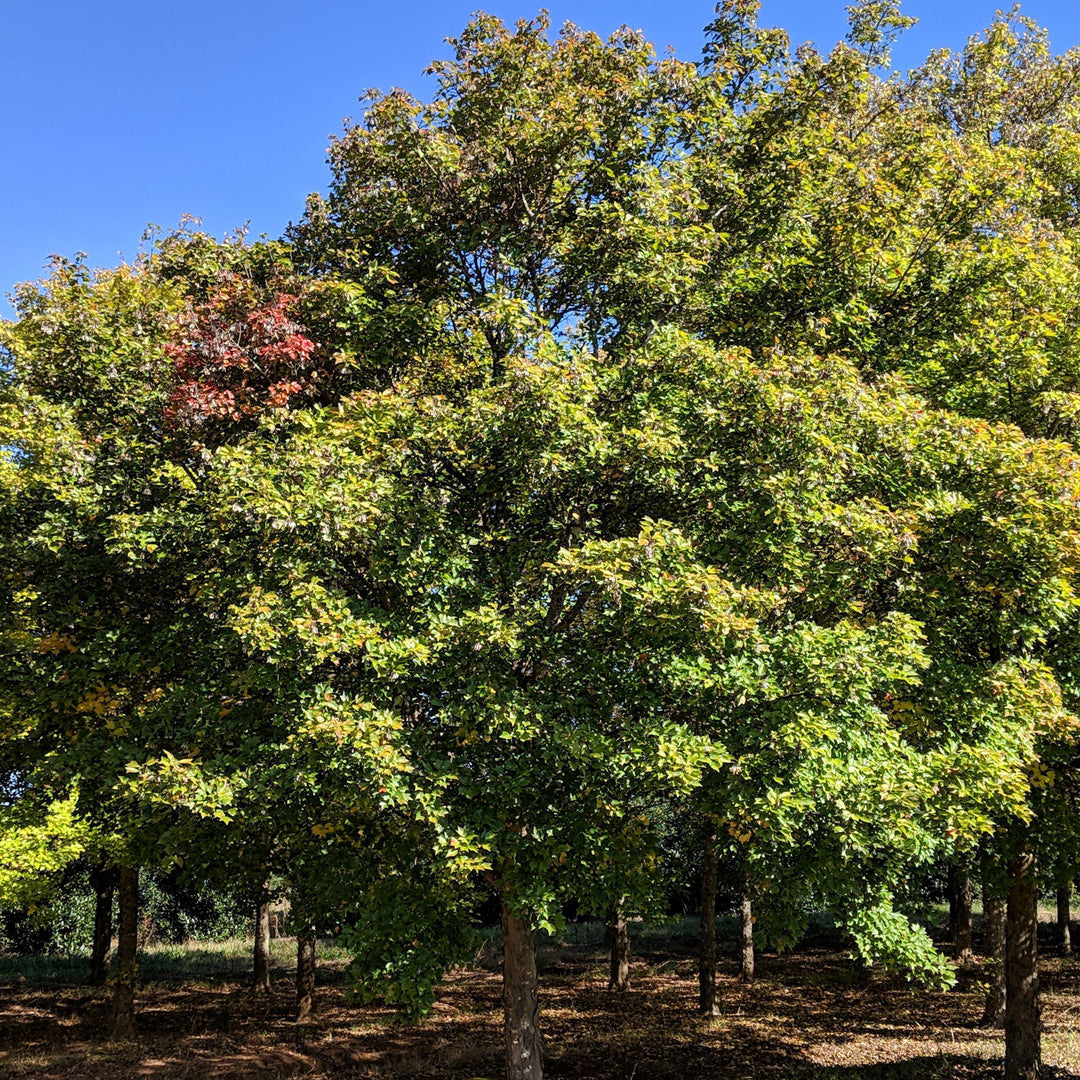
[0,935,353,984]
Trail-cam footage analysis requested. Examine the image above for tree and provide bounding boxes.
[0,255,190,1036]
[0,793,88,910]
[205,312,1080,1077]
[686,8,1080,1074]
[0,239,369,1032]
[7,9,1080,1080]
[981,867,1007,1028]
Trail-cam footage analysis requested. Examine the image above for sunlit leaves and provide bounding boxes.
[0,794,89,908]
[7,2,1080,1005]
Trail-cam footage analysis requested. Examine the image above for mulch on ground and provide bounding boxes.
[2,944,1079,1078]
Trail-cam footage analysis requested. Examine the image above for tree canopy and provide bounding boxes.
[4,4,1080,1079]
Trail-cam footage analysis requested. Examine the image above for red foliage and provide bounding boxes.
[164,273,318,435]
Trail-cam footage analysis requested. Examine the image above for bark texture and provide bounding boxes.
[502,901,543,1080]
[955,868,974,965]
[698,826,719,1015]
[981,889,1006,1029]
[296,933,316,1021]
[740,867,754,984]
[1057,884,1072,957]
[1005,852,1041,1080]
[108,865,138,1041]
[89,864,115,987]
[253,899,272,995]
[605,902,630,992]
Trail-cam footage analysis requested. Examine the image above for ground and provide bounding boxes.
[2,924,1079,1079]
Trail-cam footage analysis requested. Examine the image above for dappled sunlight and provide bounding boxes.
[1,942,1078,1078]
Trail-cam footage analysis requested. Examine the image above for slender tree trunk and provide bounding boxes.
[605,901,630,992]
[89,864,115,987]
[948,862,961,942]
[1005,851,1041,1080]
[502,900,543,1080]
[956,868,974,966]
[740,866,754,984]
[1057,883,1071,957]
[699,825,719,1015]
[253,897,272,996]
[981,888,1006,1028]
[296,933,316,1021]
[108,865,138,1040]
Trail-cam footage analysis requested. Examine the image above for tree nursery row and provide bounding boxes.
[4,3,1080,1078]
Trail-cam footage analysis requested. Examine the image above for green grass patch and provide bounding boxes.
[0,935,354,985]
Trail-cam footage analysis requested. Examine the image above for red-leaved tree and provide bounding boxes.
[164,270,318,439]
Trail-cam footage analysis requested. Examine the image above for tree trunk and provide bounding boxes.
[253,897,272,995]
[502,900,543,1080]
[89,864,115,987]
[605,901,630,992]
[296,933,316,1021]
[1005,851,1041,1080]
[948,862,960,942]
[699,825,719,1015]
[981,888,1006,1029]
[108,865,138,1041]
[956,868,974,966]
[740,866,754,984]
[1057,883,1072,957]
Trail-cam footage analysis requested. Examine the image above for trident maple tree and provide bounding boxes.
[6,6,1080,1080]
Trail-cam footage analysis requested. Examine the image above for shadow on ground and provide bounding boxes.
[2,947,1078,1079]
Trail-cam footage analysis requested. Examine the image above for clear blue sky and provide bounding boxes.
[4,1,1080,317]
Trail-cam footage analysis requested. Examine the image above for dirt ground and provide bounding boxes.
[2,943,1079,1079]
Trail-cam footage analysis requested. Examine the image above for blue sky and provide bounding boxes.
[4,1,1080,317]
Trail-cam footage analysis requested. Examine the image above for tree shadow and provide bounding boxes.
[2,948,1079,1079]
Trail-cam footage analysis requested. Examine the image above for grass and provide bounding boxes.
[0,935,354,985]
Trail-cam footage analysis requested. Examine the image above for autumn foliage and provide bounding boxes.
[7,5,1080,1080]
[163,272,317,435]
